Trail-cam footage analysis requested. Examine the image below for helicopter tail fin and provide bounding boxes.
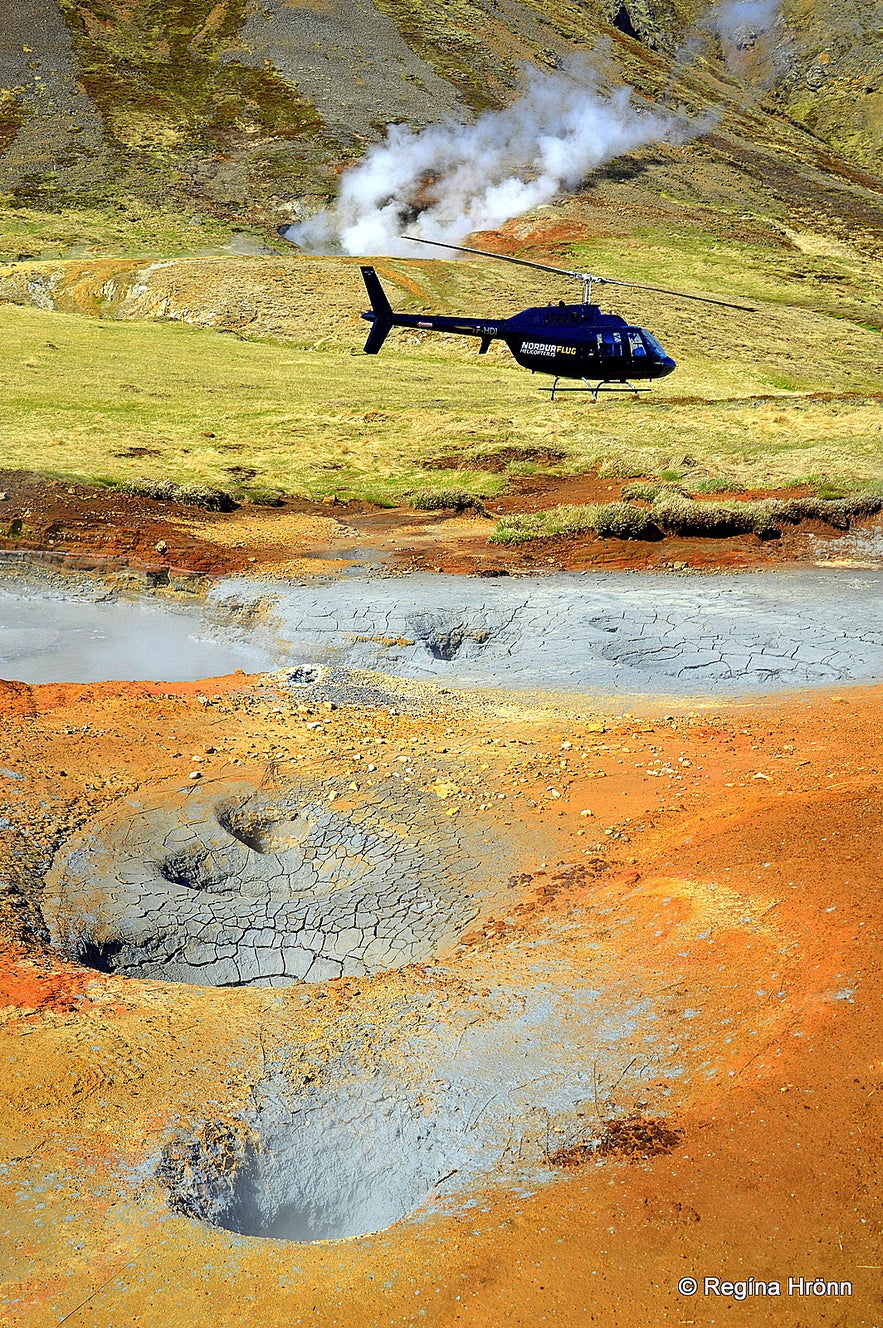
[361,266,395,354]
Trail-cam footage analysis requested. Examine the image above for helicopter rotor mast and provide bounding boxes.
[400,234,755,312]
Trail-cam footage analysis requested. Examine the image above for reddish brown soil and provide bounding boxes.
[0,667,880,1326]
[1,469,871,583]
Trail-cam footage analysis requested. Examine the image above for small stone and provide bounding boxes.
[189,770,202,780]
[155,539,168,554]
[579,808,594,817]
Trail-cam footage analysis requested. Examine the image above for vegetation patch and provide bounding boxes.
[491,502,660,544]
[420,445,568,473]
[0,91,25,157]
[492,491,883,545]
[235,485,285,507]
[408,488,489,514]
[103,479,237,511]
[620,480,689,503]
[650,493,782,539]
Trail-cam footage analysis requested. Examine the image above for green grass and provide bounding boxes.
[491,492,883,545]
[0,202,277,264]
[0,232,881,506]
[491,503,659,544]
[408,488,489,513]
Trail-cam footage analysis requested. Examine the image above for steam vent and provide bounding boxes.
[42,779,503,985]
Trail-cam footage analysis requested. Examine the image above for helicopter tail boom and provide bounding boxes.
[360,266,503,353]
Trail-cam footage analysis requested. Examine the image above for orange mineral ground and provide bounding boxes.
[0,615,880,1325]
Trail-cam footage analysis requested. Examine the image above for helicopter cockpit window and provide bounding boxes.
[598,331,623,355]
[627,331,647,356]
[641,330,668,358]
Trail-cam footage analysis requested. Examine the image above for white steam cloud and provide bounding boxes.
[288,60,695,257]
[701,0,783,75]
[704,0,780,40]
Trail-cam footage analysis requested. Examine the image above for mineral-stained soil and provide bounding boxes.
[0,639,880,1324]
[2,469,880,587]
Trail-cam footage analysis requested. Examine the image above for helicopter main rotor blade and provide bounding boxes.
[602,277,756,312]
[401,233,756,312]
[401,234,580,280]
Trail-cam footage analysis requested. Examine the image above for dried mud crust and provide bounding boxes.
[41,776,508,986]
[213,569,883,693]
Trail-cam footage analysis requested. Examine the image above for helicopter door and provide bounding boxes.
[627,330,647,357]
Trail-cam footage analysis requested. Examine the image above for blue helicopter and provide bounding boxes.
[360,235,754,400]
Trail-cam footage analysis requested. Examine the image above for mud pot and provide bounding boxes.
[3,568,881,692]
[0,550,881,1326]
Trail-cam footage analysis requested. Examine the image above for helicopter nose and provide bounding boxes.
[659,356,676,376]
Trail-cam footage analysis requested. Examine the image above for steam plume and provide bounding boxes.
[288,60,694,257]
[705,0,780,41]
[701,0,782,76]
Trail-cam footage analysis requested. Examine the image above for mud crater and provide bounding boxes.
[41,779,506,987]
[158,1076,457,1242]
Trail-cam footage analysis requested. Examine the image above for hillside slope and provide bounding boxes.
[0,0,879,241]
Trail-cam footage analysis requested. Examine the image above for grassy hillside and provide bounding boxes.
[0,1,879,514]
[0,234,879,505]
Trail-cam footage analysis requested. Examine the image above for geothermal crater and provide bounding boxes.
[42,778,504,986]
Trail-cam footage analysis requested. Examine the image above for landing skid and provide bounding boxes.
[539,377,652,402]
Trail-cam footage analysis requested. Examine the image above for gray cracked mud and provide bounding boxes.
[216,568,883,695]
[3,568,881,693]
[41,778,508,986]
[157,951,689,1242]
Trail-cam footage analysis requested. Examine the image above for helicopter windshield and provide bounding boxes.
[641,329,668,357]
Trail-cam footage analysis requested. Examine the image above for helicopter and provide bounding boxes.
[359,234,755,400]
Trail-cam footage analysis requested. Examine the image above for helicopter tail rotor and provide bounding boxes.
[361,265,395,354]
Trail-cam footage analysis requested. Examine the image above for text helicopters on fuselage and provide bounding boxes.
[360,235,754,399]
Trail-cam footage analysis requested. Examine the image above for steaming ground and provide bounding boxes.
[3,570,882,691]
[288,60,697,257]
[0,587,272,683]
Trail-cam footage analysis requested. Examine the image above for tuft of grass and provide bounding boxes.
[235,484,285,507]
[775,494,883,529]
[621,480,689,503]
[490,502,659,545]
[491,491,883,546]
[103,478,237,511]
[597,455,647,480]
[408,488,489,514]
[650,492,782,539]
